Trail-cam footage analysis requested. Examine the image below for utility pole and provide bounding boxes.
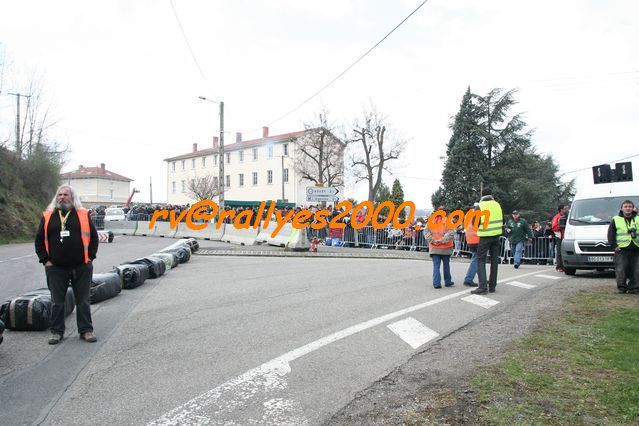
[198,96,224,209]
[219,101,225,210]
[149,176,153,204]
[8,93,30,156]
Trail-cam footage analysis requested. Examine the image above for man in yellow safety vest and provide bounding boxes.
[607,199,639,294]
[471,188,504,295]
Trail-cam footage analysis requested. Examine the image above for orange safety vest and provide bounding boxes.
[465,210,480,245]
[43,208,91,264]
[428,218,454,249]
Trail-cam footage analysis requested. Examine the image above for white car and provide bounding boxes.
[104,207,127,222]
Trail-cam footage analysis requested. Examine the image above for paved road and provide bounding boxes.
[0,235,580,425]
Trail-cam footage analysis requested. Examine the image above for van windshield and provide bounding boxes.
[569,196,639,225]
[106,209,124,216]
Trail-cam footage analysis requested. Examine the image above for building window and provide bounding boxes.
[225,175,230,188]
[239,173,244,187]
[239,150,244,162]
[283,168,289,183]
[252,172,258,186]
[191,158,196,169]
[252,148,258,160]
[283,143,288,156]
[267,145,273,159]
[172,162,176,172]
[202,157,206,168]
[172,181,176,193]
[267,170,273,184]
[213,176,218,188]
[109,189,113,200]
[181,160,185,170]
[181,180,186,193]
[226,152,231,164]
[214,155,218,166]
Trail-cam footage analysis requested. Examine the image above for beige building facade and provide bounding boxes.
[164,127,344,207]
[61,163,133,207]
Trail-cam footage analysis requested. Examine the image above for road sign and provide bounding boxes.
[306,187,339,197]
[307,195,339,202]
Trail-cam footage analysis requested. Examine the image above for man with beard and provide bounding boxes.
[35,185,99,344]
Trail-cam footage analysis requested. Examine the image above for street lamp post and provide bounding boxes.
[198,96,224,210]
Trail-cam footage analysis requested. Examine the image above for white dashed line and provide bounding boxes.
[535,274,562,280]
[504,281,536,289]
[0,254,36,263]
[461,294,500,309]
[387,317,440,349]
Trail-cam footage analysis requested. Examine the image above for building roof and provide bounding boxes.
[163,129,306,162]
[61,164,133,182]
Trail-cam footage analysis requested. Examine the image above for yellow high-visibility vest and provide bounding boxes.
[613,215,639,248]
[478,199,503,237]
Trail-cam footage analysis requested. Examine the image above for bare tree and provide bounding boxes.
[294,108,346,188]
[187,174,220,201]
[350,103,405,203]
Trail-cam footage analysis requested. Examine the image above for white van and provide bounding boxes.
[561,180,639,275]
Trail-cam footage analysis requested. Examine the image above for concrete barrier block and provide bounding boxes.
[221,225,259,246]
[104,220,137,236]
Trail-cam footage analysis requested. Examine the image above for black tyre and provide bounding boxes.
[564,267,576,276]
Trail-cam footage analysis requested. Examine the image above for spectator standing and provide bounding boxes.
[424,207,455,289]
[505,210,533,269]
[608,200,639,294]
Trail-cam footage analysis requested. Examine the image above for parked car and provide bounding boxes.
[104,207,127,222]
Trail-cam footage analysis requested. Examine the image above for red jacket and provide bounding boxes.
[551,213,565,239]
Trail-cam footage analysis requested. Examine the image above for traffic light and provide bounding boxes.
[592,162,633,184]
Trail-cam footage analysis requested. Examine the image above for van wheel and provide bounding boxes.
[564,268,576,276]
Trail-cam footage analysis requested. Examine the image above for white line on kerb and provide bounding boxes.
[535,274,562,280]
[387,317,440,349]
[149,268,553,425]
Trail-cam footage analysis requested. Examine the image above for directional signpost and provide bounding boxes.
[306,186,339,202]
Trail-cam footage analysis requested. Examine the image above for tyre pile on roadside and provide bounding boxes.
[0,238,199,342]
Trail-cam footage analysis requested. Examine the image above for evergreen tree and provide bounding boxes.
[434,87,574,220]
[390,178,406,219]
[432,87,485,210]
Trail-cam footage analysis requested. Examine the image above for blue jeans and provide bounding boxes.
[513,241,525,265]
[432,254,452,287]
[464,245,478,283]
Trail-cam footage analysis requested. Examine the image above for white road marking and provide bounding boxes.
[461,294,500,309]
[504,281,536,289]
[0,254,36,263]
[535,274,562,280]
[387,317,439,349]
[149,268,553,425]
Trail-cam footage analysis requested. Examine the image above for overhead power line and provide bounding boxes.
[244,0,431,134]
[169,0,217,98]
[559,153,639,176]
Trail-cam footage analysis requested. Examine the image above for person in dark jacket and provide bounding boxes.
[505,210,533,269]
[607,200,639,294]
[35,185,99,344]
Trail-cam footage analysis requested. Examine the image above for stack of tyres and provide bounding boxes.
[160,246,191,264]
[0,319,4,345]
[184,238,199,253]
[125,257,166,278]
[151,253,178,270]
[90,272,122,303]
[0,288,75,331]
[115,264,149,289]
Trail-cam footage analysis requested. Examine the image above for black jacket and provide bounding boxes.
[34,208,99,266]
[607,210,639,251]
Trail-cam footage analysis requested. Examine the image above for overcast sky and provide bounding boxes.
[0,0,636,208]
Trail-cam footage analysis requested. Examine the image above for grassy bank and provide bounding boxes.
[472,288,639,424]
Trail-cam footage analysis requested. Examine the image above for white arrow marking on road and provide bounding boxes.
[150,269,552,425]
[387,317,440,349]
[535,274,562,280]
[504,281,536,289]
[461,294,500,309]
